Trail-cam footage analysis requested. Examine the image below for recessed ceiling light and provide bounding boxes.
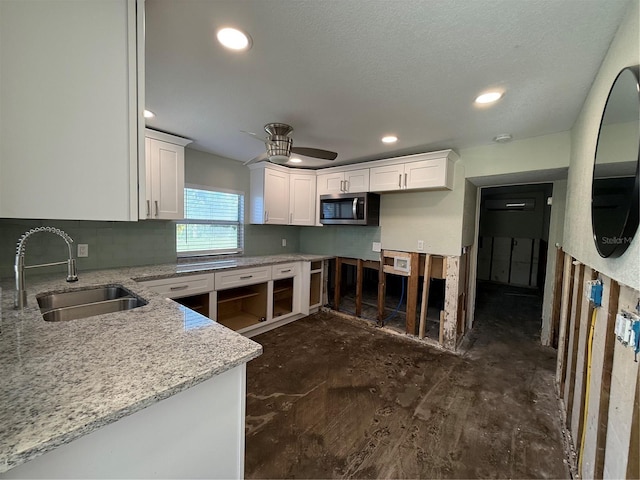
[143,109,155,118]
[475,91,503,104]
[381,135,398,144]
[493,133,513,143]
[216,27,252,51]
[289,157,302,163]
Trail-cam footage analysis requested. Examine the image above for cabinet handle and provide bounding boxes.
[170,285,189,291]
[344,180,349,192]
[154,200,159,217]
[146,200,150,217]
[404,173,408,188]
[265,211,269,222]
[240,275,253,280]
[281,269,291,273]
[398,174,402,188]
[290,212,293,223]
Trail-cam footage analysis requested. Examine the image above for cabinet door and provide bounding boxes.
[148,138,184,220]
[344,169,370,193]
[316,172,345,195]
[0,0,140,221]
[289,174,316,225]
[369,164,405,192]
[404,158,449,190]
[264,168,290,224]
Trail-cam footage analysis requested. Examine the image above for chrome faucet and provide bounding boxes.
[14,227,78,309]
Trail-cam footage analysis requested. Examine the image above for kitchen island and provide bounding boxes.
[0,254,326,478]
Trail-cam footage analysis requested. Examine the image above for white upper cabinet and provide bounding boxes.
[249,164,316,225]
[317,169,369,195]
[289,172,317,225]
[141,130,191,220]
[0,0,144,221]
[368,164,405,192]
[369,150,457,192]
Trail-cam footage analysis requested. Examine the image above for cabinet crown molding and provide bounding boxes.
[145,128,192,147]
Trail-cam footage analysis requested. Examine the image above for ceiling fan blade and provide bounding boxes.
[241,130,276,146]
[291,147,338,160]
[243,152,268,166]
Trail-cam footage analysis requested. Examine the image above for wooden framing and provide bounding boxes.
[556,253,575,387]
[594,279,620,479]
[627,365,640,479]
[330,250,467,351]
[564,264,585,428]
[575,268,597,459]
[551,246,565,348]
[333,257,342,312]
[405,252,420,335]
[418,254,432,339]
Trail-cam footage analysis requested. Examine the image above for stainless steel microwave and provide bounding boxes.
[319,192,380,226]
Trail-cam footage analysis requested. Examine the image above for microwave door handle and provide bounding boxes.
[352,197,358,220]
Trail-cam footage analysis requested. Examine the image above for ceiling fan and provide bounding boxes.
[242,123,338,166]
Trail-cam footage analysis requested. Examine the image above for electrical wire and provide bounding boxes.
[579,307,598,473]
[383,276,406,324]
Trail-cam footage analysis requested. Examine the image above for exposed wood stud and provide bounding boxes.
[576,268,597,456]
[355,259,363,317]
[555,253,575,388]
[334,257,342,312]
[406,252,420,335]
[594,279,620,479]
[626,364,640,479]
[551,246,565,348]
[564,263,585,426]
[418,254,432,339]
[377,252,386,325]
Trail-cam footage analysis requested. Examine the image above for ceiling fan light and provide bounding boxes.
[381,135,398,144]
[269,155,290,164]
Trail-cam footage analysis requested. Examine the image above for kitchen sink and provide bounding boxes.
[37,285,147,322]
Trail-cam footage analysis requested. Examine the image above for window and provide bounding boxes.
[176,184,244,256]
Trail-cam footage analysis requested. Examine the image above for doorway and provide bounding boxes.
[474,183,553,332]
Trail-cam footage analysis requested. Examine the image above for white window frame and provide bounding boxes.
[176,184,245,257]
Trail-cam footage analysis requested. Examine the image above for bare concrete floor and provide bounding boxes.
[245,282,570,479]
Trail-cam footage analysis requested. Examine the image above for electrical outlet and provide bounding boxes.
[372,242,381,252]
[281,238,287,247]
[417,240,424,251]
[77,244,89,258]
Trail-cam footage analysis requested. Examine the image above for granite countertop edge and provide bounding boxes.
[0,253,329,474]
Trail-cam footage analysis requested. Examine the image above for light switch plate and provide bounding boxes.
[372,242,381,252]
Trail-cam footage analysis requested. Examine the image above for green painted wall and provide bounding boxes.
[0,218,176,278]
[298,225,381,261]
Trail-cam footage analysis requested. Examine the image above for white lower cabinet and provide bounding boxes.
[138,261,321,337]
[4,364,248,479]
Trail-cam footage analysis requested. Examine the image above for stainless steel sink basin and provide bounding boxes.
[37,285,147,322]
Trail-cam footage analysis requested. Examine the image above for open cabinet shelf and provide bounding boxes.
[217,283,268,331]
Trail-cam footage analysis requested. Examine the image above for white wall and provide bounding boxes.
[460,131,570,180]
[380,161,466,255]
[563,0,639,291]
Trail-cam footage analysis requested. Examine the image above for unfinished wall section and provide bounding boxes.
[554,252,639,479]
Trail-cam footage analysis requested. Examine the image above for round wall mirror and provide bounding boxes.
[591,65,640,258]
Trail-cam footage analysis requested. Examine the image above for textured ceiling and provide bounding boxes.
[145,0,632,168]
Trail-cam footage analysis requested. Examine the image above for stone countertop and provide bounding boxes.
[0,254,328,473]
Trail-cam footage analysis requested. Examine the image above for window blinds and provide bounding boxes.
[176,186,244,255]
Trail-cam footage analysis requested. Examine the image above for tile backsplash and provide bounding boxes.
[0,219,176,279]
